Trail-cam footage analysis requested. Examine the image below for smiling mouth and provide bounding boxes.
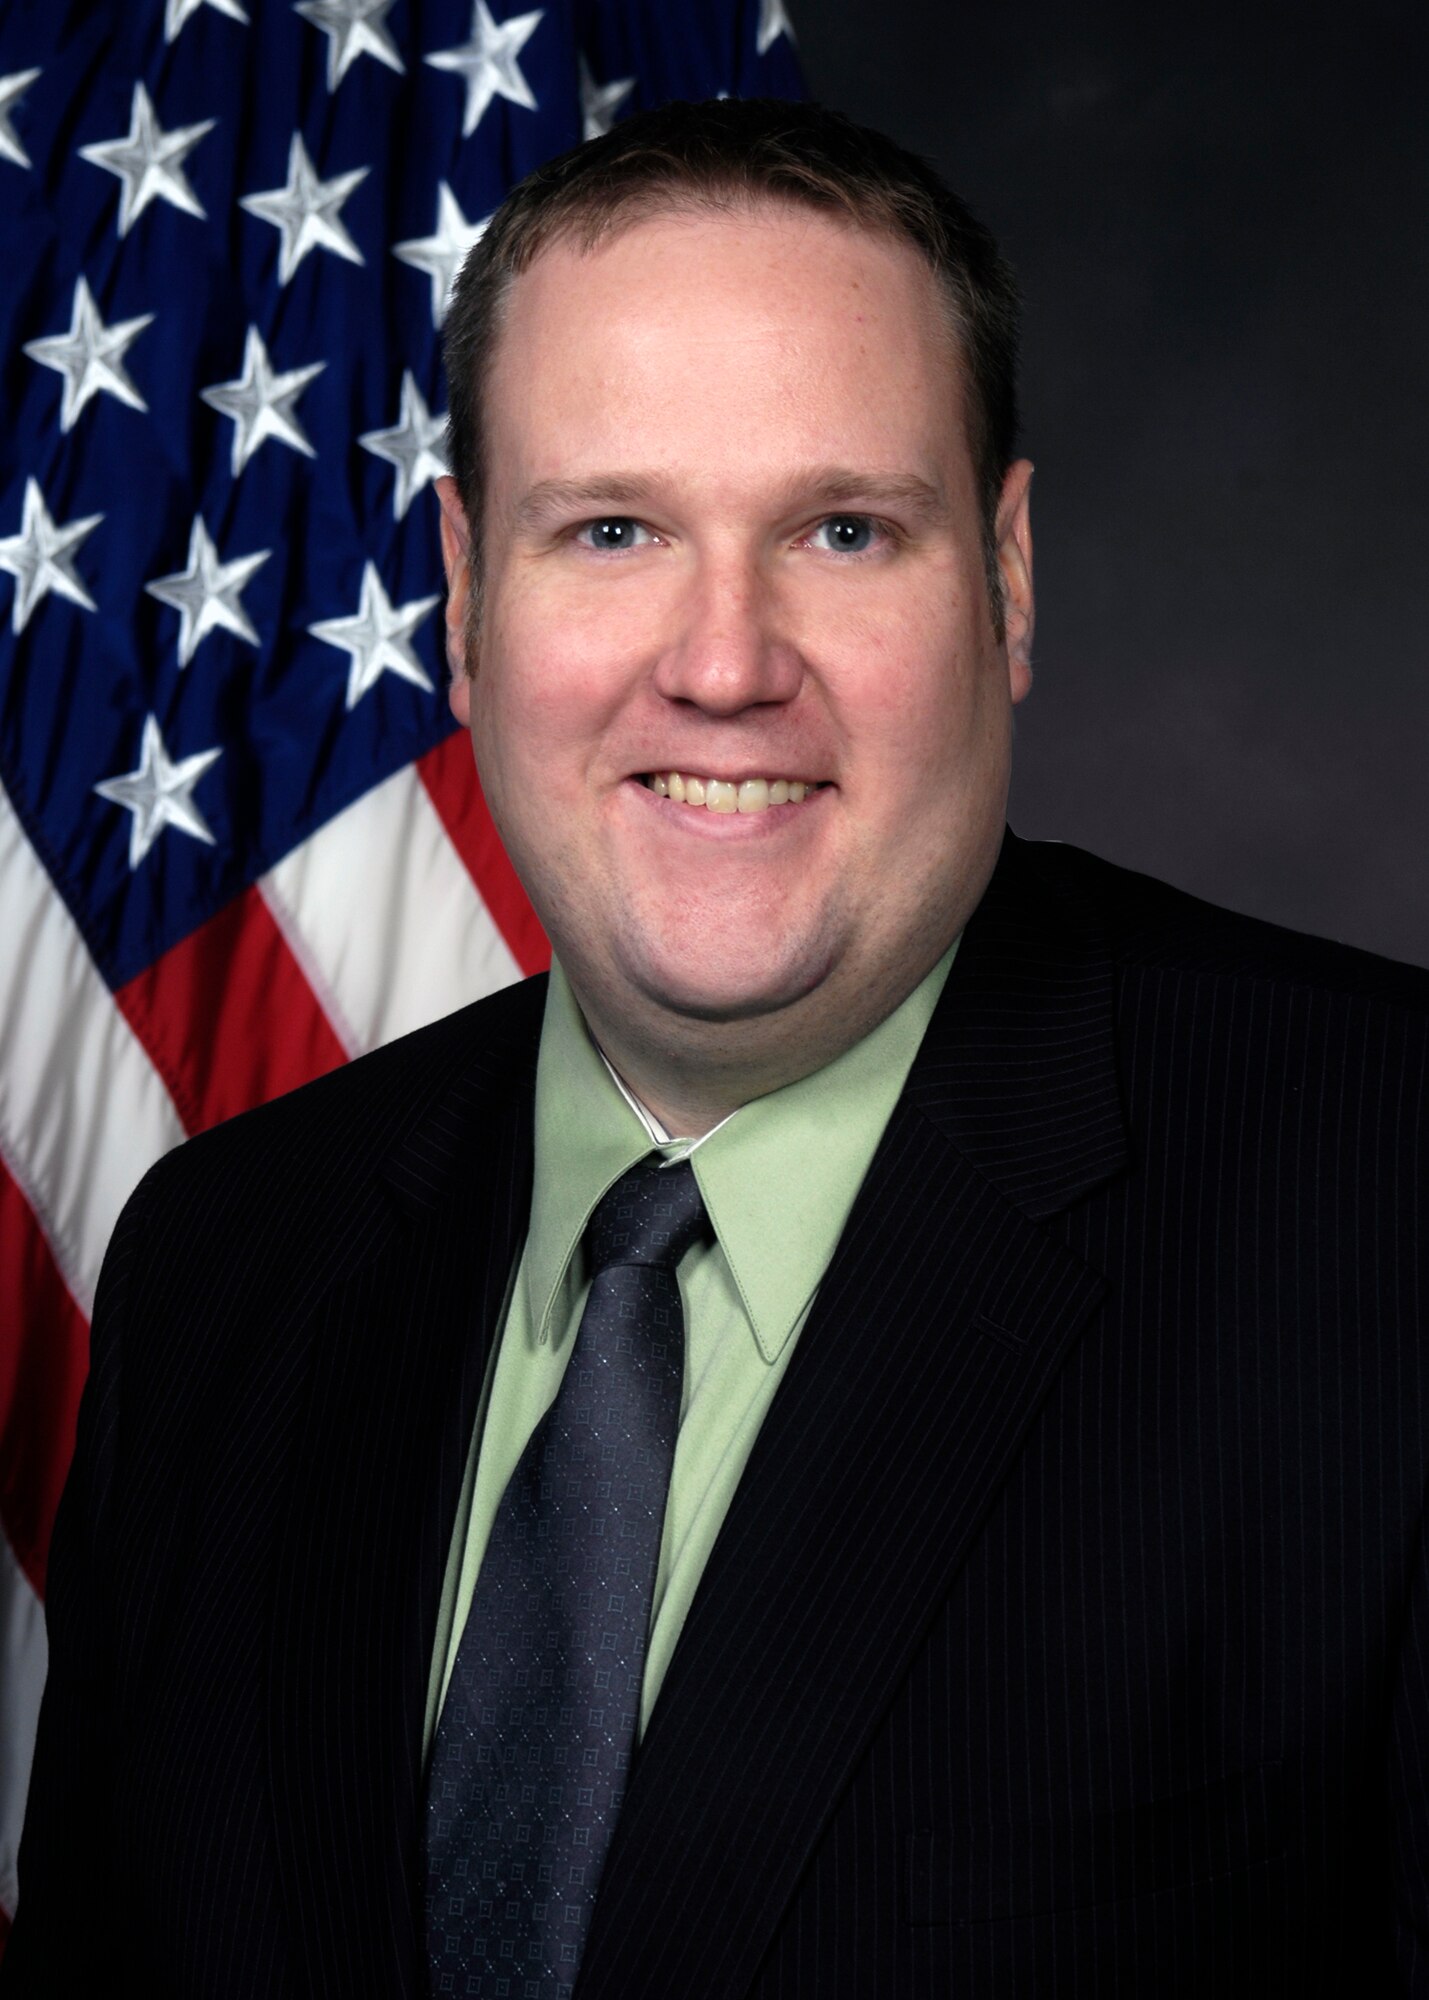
[640,772,826,815]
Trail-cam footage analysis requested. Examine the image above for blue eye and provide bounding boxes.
[812,514,878,554]
[580,518,649,552]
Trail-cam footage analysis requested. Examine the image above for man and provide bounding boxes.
[6,97,1429,1998]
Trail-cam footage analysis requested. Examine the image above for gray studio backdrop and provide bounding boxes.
[795,0,1428,967]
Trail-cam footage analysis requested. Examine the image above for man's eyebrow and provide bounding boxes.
[511,468,952,534]
[782,468,952,525]
[513,475,665,533]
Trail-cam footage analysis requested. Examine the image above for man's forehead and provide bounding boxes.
[485,204,965,463]
[501,193,949,337]
[474,198,976,534]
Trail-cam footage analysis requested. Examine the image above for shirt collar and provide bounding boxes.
[526,945,959,1359]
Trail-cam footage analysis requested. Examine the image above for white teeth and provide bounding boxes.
[646,771,819,812]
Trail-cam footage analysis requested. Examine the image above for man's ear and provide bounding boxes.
[436,475,474,726]
[996,458,1035,704]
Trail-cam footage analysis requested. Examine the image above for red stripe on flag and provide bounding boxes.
[416,732,550,977]
[116,885,348,1137]
[0,1158,89,1597]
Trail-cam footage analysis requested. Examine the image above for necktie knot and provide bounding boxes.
[586,1154,710,1278]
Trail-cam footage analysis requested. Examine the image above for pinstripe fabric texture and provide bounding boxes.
[7,830,1429,1997]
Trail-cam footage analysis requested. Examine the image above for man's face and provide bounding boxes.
[441,203,1033,1064]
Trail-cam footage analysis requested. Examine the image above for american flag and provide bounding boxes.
[0,0,803,1937]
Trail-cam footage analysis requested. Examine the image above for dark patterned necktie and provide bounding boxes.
[425,1152,709,1999]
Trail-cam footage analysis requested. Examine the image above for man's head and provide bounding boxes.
[436,98,1035,1132]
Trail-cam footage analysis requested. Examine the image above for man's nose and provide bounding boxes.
[650,556,803,715]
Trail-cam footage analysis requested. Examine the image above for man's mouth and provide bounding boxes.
[639,771,826,815]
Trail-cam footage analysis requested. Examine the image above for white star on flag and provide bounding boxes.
[78,81,215,236]
[757,0,796,55]
[579,56,634,142]
[393,181,490,329]
[240,132,369,285]
[0,477,103,635]
[22,276,154,434]
[94,713,222,868]
[0,67,41,170]
[164,0,249,44]
[296,0,405,90]
[359,371,448,520]
[145,516,270,667]
[308,561,439,709]
[201,325,326,475]
[425,1,543,138]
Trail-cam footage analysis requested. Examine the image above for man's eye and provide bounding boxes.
[578,518,651,552]
[809,514,881,555]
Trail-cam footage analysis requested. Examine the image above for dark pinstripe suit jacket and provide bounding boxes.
[9,830,1429,1998]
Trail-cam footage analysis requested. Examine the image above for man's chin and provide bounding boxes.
[619,941,833,1028]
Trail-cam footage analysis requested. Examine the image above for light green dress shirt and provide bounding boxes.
[423,940,958,1759]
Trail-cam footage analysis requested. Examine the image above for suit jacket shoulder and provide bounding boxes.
[80,967,547,1627]
[1025,835,1429,1015]
[115,968,547,1319]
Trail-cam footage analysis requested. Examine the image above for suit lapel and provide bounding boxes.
[577,834,1129,1999]
[267,986,541,1999]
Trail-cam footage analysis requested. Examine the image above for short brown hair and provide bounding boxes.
[442,96,1021,632]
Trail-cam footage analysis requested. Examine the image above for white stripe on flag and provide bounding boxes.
[0,1526,48,1918]
[0,780,186,1316]
[259,762,522,1057]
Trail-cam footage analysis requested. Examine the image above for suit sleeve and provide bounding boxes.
[0,1170,154,1995]
[1390,1477,1429,1992]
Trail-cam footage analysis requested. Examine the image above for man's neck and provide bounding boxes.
[566,948,956,1139]
[596,1048,740,1151]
